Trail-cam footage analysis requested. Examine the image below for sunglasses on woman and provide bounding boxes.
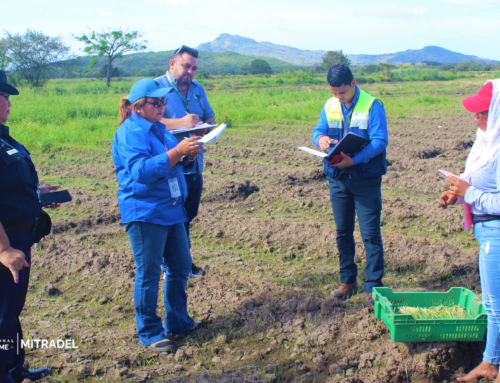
[0,93,9,101]
[144,98,167,108]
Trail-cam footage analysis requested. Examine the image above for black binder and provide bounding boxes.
[325,132,371,162]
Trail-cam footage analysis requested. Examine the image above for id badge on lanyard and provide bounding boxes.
[168,177,181,205]
[340,108,352,135]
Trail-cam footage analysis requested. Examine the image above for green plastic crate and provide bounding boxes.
[373,287,487,342]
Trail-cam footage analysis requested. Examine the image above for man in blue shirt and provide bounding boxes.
[312,64,389,305]
[156,46,216,277]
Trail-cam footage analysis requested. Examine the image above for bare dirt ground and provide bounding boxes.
[22,84,488,382]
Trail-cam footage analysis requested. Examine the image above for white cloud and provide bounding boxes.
[97,11,114,17]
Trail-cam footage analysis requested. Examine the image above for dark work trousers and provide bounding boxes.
[0,232,35,383]
[328,173,384,293]
[182,173,203,249]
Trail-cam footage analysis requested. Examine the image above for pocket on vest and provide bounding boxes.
[352,155,386,179]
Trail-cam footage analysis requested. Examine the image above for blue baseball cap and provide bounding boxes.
[127,78,173,103]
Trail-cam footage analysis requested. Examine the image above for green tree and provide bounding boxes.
[308,65,325,73]
[98,64,120,78]
[321,50,351,71]
[74,29,147,87]
[456,60,476,72]
[468,60,491,71]
[0,39,10,70]
[421,61,442,67]
[248,59,272,75]
[377,63,396,81]
[2,29,73,87]
[363,64,379,74]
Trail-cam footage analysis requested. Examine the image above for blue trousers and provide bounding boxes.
[0,232,35,383]
[475,220,500,365]
[161,174,203,274]
[126,221,193,345]
[328,174,384,293]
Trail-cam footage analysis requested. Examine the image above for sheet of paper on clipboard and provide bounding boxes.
[198,124,227,146]
[298,147,328,158]
[438,169,457,178]
[170,122,217,135]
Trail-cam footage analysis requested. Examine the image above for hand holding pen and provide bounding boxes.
[180,111,200,128]
[318,136,339,150]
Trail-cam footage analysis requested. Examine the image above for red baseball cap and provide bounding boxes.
[461,81,493,113]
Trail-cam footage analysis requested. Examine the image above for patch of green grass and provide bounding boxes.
[8,77,488,151]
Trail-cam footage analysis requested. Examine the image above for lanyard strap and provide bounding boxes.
[166,72,191,112]
[340,87,360,134]
[340,108,353,135]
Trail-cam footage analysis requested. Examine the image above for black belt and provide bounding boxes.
[472,214,500,224]
[2,221,37,235]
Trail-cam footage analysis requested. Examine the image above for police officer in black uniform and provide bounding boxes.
[0,71,54,382]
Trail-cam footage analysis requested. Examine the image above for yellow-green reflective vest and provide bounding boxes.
[324,89,377,130]
[322,89,387,180]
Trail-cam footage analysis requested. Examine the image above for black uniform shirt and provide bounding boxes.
[0,124,40,225]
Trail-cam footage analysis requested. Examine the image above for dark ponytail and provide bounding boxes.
[118,97,146,124]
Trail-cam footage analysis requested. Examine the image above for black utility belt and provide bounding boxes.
[2,221,37,235]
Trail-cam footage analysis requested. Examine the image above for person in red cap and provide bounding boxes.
[439,80,500,382]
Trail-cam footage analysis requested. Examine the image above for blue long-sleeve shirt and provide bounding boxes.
[155,72,215,175]
[112,113,188,226]
[312,89,388,165]
[464,150,500,216]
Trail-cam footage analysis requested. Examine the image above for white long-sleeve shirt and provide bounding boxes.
[464,150,500,216]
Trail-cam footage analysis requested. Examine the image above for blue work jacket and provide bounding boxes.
[155,72,215,175]
[112,113,188,226]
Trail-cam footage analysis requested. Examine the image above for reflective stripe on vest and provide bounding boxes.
[325,89,377,130]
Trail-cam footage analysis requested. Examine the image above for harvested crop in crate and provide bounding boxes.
[398,305,468,319]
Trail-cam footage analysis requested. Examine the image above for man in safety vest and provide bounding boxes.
[312,64,388,305]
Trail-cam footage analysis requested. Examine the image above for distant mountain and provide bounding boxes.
[62,50,295,78]
[197,34,496,66]
[197,34,325,66]
[350,46,497,65]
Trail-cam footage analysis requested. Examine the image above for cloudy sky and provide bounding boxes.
[4,0,500,60]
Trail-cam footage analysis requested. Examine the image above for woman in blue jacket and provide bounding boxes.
[439,80,500,382]
[112,79,204,351]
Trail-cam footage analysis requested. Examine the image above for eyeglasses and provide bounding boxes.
[144,98,167,108]
[0,93,9,101]
[172,45,199,59]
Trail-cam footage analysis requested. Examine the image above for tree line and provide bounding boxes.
[1,28,146,88]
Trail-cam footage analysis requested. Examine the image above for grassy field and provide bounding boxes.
[8,71,494,150]
[10,74,493,382]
